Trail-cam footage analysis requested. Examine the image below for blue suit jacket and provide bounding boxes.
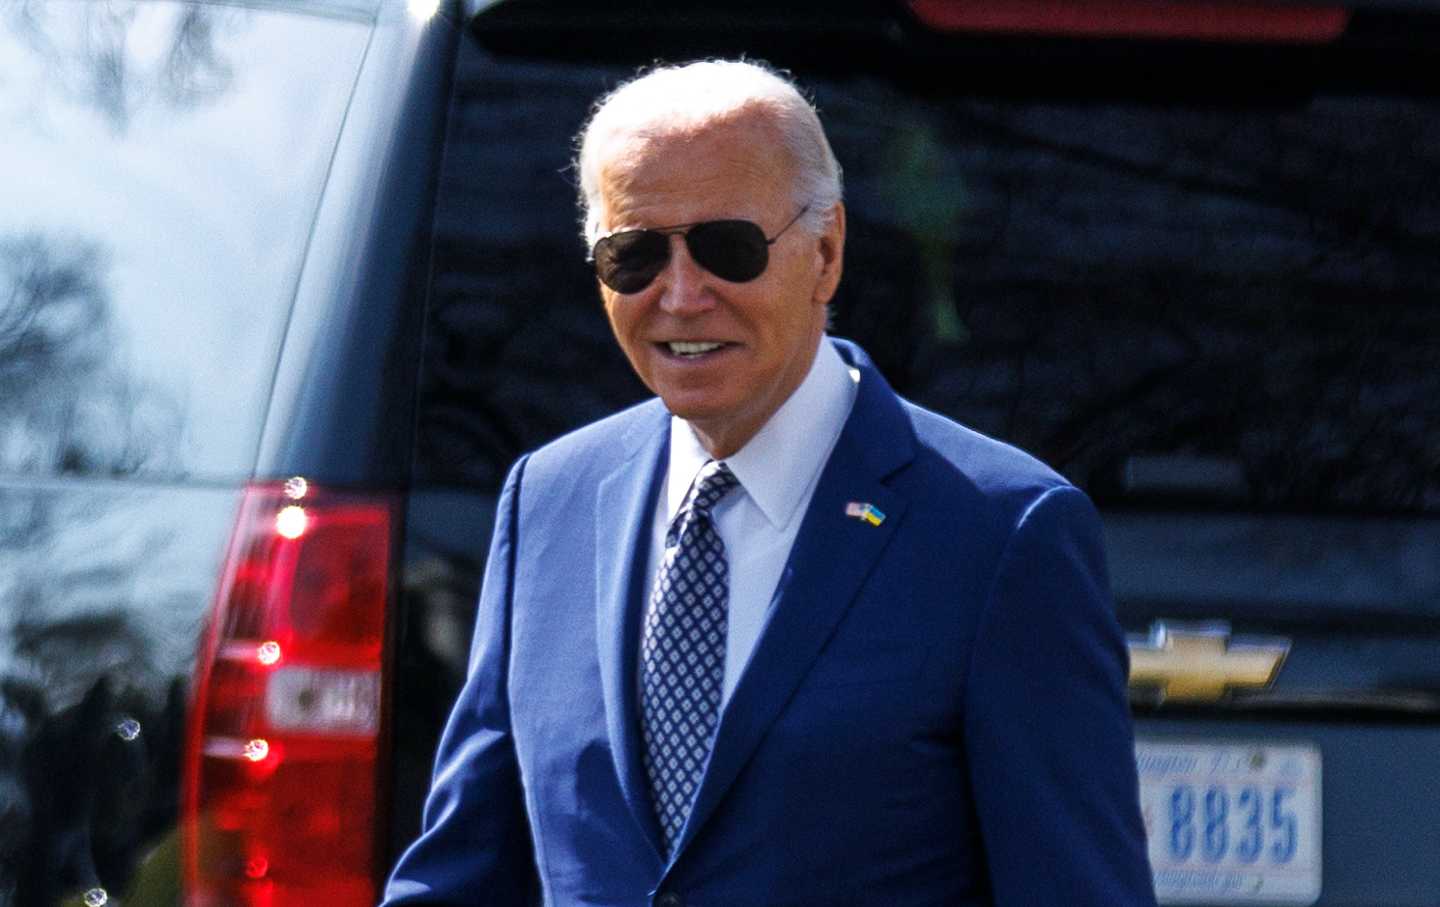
[384,340,1155,906]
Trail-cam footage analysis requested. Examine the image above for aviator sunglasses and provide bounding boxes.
[589,206,810,294]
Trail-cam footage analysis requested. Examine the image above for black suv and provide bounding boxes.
[2,1,1437,904]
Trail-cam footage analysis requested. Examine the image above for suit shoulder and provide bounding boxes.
[890,403,1104,591]
[900,401,1077,508]
[520,397,667,484]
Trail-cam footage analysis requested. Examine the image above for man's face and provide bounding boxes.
[594,113,844,458]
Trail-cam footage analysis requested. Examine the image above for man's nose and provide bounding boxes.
[654,234,714,314]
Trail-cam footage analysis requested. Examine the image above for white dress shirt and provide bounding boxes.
[643,336,859,705]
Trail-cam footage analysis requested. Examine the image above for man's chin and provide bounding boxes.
[658,394,729,425]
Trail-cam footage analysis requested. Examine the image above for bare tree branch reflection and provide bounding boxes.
[0,234,184,478]
[0,222,206,903]
[163,6,234,108]
[5,0,240,133]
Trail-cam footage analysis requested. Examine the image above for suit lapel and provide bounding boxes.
[673,346,917,858]
[594,404,670,860]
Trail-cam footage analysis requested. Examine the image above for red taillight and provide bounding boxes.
[909,0,1350,44]
[183,482,397,907]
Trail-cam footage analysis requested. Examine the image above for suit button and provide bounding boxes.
[657,893,683,907]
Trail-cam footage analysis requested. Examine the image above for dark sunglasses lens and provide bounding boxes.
[686,220,769,283]
[594,230,669,293]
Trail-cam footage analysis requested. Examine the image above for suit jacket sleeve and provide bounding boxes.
[963,485,1157,905]
[382,456,541,906]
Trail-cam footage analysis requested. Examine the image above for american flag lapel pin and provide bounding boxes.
[844,501,886,526]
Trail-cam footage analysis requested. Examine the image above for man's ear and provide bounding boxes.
[812,202,846,306]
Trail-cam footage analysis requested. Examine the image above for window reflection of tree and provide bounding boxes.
[5,0,239,133]
[1,232,188,903]
[0,235,184,478]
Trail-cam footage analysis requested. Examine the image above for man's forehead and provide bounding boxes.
[598,118,788,203]
[603,108,785,170]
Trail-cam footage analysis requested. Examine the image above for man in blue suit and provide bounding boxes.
[385,59,1155,906]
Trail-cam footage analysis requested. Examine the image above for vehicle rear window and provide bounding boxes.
[0,2,369,480]
[828,91,1440,516]
[418,40,1439,515]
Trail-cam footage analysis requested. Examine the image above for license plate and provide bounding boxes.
[1135,741,1322,904]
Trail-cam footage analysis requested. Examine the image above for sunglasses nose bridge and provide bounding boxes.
[653,231,717,312]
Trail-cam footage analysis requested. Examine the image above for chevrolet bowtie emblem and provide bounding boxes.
[1127,621,1289,703]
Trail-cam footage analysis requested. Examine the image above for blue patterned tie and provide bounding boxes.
[640,459,739,853]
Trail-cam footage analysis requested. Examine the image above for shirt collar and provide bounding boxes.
[667,336,858,530]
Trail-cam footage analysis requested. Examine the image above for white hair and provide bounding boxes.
[574,59,843,246]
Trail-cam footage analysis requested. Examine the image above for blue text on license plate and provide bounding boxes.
[1136,741,1322,905]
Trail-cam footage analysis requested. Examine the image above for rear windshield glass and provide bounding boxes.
[0,2,369,480]
[419,40,1439,515]
[833,89,1440,515]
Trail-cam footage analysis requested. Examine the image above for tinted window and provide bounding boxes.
[0,3,369,480]
[416,55,647,490]
[418,43,1438,516]
[828,92,1440,515]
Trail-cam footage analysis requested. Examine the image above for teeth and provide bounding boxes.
[667,341,724,356]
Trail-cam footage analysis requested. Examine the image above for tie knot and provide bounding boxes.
[666,461,738,548]
[686,460,738,516]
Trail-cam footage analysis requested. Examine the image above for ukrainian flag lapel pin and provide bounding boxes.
[844,501,886,527]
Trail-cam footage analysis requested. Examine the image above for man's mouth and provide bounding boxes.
[663,341,729,358]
